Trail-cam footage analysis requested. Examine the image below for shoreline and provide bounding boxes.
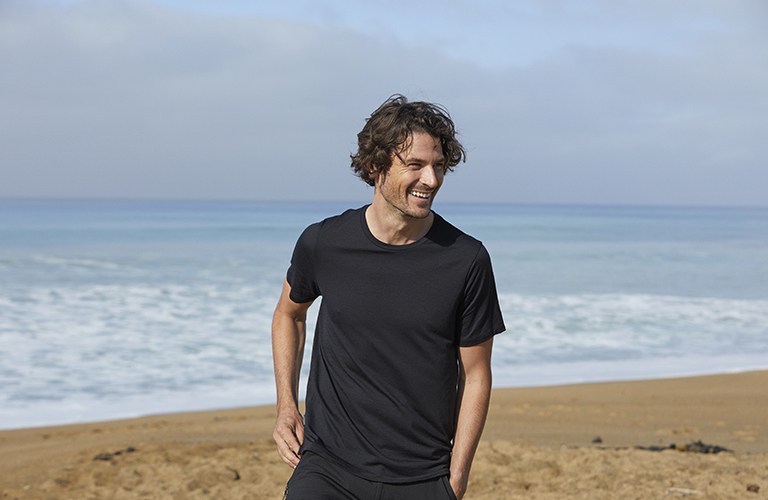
[4,363,768,433]
[2,370,766,499]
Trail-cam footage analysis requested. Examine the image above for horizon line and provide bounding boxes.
[1,195,766,211]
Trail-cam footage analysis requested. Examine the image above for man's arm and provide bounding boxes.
[271,279,314,469]
[449,337,494,499]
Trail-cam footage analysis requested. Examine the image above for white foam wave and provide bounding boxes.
[1,288,765,429]
[0,283,284,423]
[495,293,768,364]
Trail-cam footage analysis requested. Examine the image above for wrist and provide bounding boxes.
[449,464,469,489]
[276,398,300,414]
[449,457,469,480]
[449,474,467,499]
[450,469,467,484]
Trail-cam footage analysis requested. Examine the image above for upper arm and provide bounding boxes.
[274,279,314,322]
[458,245,505,347]
[458,337,493,379]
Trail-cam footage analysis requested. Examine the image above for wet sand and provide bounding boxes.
[1,371,766,499]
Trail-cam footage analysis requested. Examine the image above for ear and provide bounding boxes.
[369,166,382,185]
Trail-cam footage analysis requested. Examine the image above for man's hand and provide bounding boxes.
[273,406,305,468]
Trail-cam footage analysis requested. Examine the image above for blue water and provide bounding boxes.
[1,199,767,429]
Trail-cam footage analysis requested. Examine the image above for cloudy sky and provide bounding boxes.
[2,0,766,206]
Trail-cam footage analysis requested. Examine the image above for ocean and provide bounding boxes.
[1,199,767,430]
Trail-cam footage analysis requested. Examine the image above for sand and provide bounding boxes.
[1,371,766,499]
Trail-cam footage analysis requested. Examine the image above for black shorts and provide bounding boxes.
[284,451,457,500]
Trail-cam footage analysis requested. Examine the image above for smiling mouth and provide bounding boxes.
[409,190,432,199]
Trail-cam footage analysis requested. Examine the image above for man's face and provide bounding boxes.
[373,132,446,220]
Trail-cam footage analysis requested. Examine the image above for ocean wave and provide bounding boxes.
[1,286,765,429]
[495,293,768,363]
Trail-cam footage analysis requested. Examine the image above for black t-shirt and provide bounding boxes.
[287,206,505,483]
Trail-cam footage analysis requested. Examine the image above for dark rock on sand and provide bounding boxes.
[636,440,732,454]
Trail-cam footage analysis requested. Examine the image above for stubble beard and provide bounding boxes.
[393,192,433,220]
[377,174,435,221]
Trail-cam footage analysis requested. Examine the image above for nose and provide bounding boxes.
[420,165,441,189]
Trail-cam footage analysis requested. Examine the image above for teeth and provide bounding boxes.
[410,190,430,199]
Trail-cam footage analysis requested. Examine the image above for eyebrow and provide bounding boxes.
[396,153,446,165]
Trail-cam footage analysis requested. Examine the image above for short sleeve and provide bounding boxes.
[458,244,506,347]
[286,223,322,303]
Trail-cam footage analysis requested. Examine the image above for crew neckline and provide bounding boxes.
[359,205,436,251]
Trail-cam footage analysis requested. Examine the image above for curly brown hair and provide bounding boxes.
[350,95,466,186]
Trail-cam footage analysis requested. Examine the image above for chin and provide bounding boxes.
[407,207,432,219]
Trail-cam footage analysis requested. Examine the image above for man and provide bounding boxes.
[272,95,505,499]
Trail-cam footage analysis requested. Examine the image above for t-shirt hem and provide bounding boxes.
[301,443,450,484]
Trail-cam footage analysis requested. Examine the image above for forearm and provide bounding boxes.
[450,363,492,497]
[271,310,306,410]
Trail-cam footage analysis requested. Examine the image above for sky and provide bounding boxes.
[1,0,767,206]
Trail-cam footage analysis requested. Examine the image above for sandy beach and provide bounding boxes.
[1,371,766,499]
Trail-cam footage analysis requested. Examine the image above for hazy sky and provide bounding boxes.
[2,0,766,206]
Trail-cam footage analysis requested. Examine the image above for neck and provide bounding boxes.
[365,199,434,245]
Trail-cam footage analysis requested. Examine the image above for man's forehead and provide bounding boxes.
[397,133,443,159]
